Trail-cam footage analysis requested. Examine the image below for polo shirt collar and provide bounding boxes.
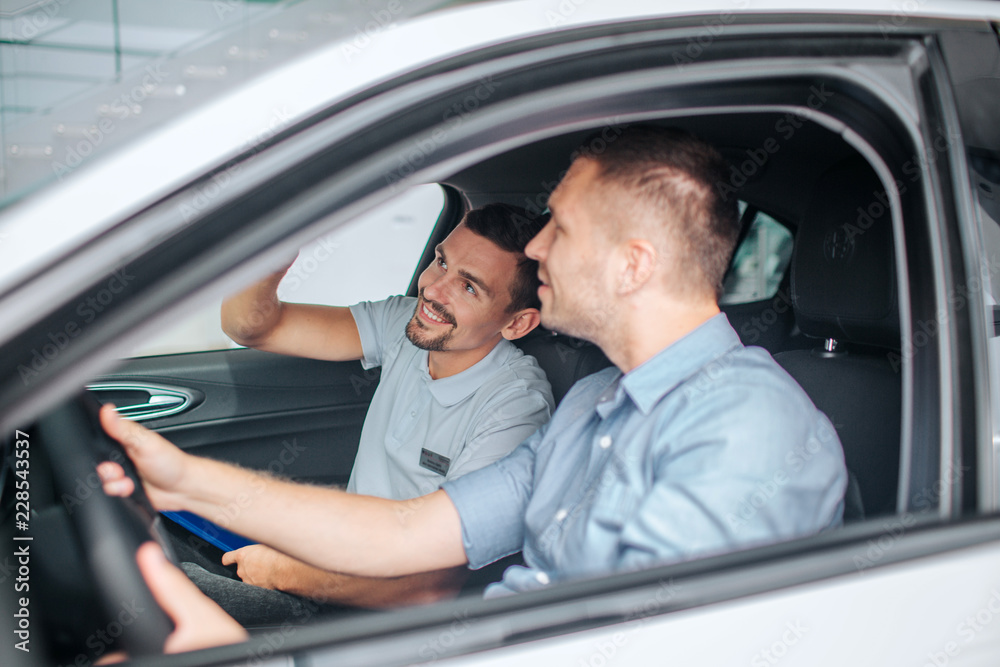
[600,313,743,417]
[414,338,515,407]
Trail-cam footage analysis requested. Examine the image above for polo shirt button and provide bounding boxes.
[410,411,416,418]
[599,435,612,449]
[555,508,568,521]
[535,572,550,585]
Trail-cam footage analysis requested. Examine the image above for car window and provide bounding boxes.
[720,207,793,305]
[126,184,445,357]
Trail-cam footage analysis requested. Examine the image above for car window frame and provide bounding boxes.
[0,15,987,664]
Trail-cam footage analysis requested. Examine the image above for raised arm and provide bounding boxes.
[221,265,363,362]
[97,405,467,577]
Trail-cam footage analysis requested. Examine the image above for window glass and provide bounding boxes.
[720,209,793,305]
[127,184,445,357]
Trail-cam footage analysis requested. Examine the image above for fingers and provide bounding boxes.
[136,542,190,622]
[222,548,249,584]
[97,461,135,497]
[97,405,139,497]
[99,403,155,458]
[98,403,188,505]
[135,542,248,653]
[98,403,127,443]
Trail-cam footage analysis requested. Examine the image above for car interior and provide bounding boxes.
[447,112,900,523]
[7,0,1000,660]
[4,106,910,661]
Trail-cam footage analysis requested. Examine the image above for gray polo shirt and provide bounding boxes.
[346,296,554,501]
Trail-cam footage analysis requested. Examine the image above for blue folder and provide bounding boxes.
[161,510,256,552]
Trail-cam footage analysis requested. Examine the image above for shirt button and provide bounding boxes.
[535,572,550,585]
[410,411,417,418]
[599,435,612,449]
[555,508,568,521]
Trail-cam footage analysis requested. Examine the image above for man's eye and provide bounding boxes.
[465,283,476,295]
[437,257,447,269]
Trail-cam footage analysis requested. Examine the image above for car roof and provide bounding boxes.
[0,0,997,296]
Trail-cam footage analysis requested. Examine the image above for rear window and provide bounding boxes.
[720,207,793,305]
[126,184,445,357]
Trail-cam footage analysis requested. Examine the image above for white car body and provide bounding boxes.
[3,1,1000,665]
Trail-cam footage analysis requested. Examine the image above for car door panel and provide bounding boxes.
[91,348,379,487]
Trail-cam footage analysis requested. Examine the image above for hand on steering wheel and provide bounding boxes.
[38,394,177,657]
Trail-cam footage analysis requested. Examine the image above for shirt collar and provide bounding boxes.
[414,338,515,407]
[599,313,743,417]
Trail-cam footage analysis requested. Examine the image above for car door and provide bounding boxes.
[236,12,1000,666]
[4,5,1000,667]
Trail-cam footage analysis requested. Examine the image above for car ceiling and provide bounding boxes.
[445,111,859,226]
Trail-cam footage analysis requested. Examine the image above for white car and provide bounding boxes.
[2,1,1000,665]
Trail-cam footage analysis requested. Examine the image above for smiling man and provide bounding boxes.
[174,203,553,624]
[100,126,845,644]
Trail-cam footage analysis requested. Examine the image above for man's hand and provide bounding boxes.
[97,402,467,579]
[222,544,291,590]
[96,404,193,511]
[223,544,469,608]
[137,542,248,653]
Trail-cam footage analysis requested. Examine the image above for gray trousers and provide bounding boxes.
[163,520,354,627]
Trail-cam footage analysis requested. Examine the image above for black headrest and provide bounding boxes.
[514,329,613,405]
[790,158,900,349]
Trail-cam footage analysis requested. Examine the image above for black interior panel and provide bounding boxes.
[92,348,379,487]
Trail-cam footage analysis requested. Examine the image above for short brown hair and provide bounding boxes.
[463,203,547,312]
[574,125,740,300]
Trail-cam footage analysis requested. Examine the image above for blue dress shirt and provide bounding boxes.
[443,313,846,596]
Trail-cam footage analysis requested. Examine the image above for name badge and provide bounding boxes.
[420,448,451,476]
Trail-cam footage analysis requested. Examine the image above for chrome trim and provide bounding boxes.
[85,382,196,421]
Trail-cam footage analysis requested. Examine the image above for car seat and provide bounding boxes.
[773,157,903,520]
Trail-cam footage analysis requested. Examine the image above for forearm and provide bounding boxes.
[221,271,285,346]
[179,457,465,577]
[221,278,363,360]
[275,560,468,608]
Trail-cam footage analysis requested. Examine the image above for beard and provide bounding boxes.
[405,293,456,351]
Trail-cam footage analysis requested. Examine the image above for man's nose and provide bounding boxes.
[525,221,552,261]
[422,274,448,303]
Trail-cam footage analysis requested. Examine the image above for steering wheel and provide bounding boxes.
[37,392,174,657]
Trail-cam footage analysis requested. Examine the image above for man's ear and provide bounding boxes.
[501,308,541,341]
[616,238,657,296]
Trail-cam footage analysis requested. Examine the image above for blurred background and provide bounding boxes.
[1,0,787,357]
[1,0,446,356]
